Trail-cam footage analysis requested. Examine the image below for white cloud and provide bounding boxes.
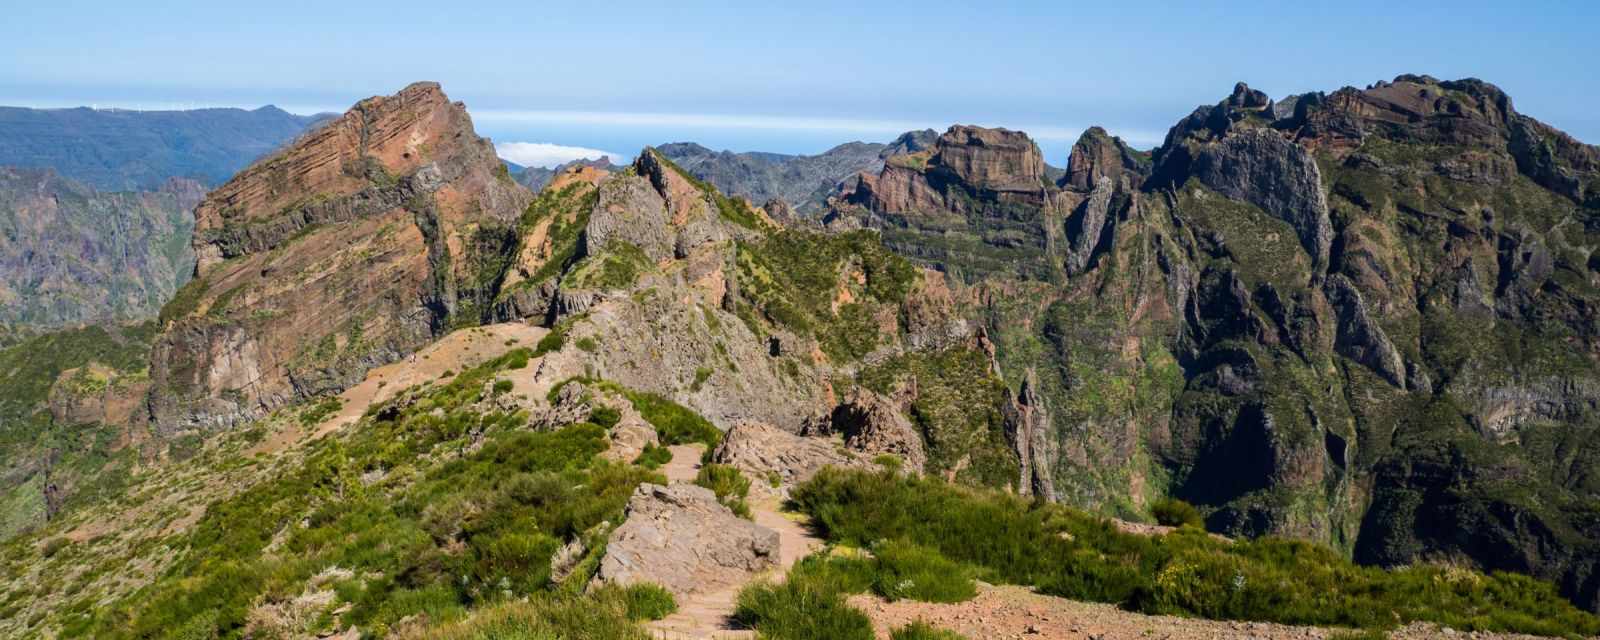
[494,142,629,169]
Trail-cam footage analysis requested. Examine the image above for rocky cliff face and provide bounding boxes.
[148,82,531,430]
[826,75,1600,612]
[104,75,1600,614]
[833,125,1071,282]
[0,168,202,326]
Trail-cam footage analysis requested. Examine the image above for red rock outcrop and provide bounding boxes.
[932,125,1047,192]
[149,82,530,430]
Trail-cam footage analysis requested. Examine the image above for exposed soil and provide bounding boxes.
[850,583,1561,640]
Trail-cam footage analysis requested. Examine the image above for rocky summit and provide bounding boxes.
[4,75,1600,640]
[148,82,530,430]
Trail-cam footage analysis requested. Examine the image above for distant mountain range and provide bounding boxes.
[655,131,938,215]
[0,104,330,191]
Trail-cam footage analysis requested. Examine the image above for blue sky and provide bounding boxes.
[3,1,1597,166]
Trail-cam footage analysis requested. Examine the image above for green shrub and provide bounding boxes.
[575,336,599,353]
[1150,497,1203,528]
[633,444,672,470]
[620,583,677,621]
[298,396,343,427]
[873,454,903,472]
[425,585,653,639]
[1327,630,1389,640]
[473,531,562,595]
[588,406,621,428]
[39,537,69,558]
[870,540,976,603]
[533,326,566,356]
[626,391,721,448]
[490,379,514,396]
[891,621,969,640]
[734,561,875,640]
[499,349,530,370]
[695,463,752,519]
[791,468,1600,637]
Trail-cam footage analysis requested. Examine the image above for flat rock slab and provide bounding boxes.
[712,421,868,489]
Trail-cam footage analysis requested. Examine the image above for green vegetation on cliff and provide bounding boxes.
[735,229,915,361]
[859,347,1018,489]
[0,322,158,539]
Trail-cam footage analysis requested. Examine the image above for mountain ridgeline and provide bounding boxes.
[4,75,1600,638]
[828,76,1600,611]
[147,75,1600,612]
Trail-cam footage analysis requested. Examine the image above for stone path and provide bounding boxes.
[647,444,825,639]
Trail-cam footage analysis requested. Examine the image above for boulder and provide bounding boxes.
[593,484,778,596]
[714,421,868,487]
[811,390,927,472]
[602,413,659,463]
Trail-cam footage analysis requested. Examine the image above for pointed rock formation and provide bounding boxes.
[1004,369,1057,501]
[1062,126,1149,192]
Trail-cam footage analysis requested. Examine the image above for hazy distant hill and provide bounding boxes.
[0,105,329,190]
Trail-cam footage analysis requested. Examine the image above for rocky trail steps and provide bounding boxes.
[646,443,824,639]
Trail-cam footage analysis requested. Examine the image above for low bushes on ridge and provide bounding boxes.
[791,467,1600,637]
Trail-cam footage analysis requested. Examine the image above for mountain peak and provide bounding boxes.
[931,125,1046,192]
[152,81,531,429]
